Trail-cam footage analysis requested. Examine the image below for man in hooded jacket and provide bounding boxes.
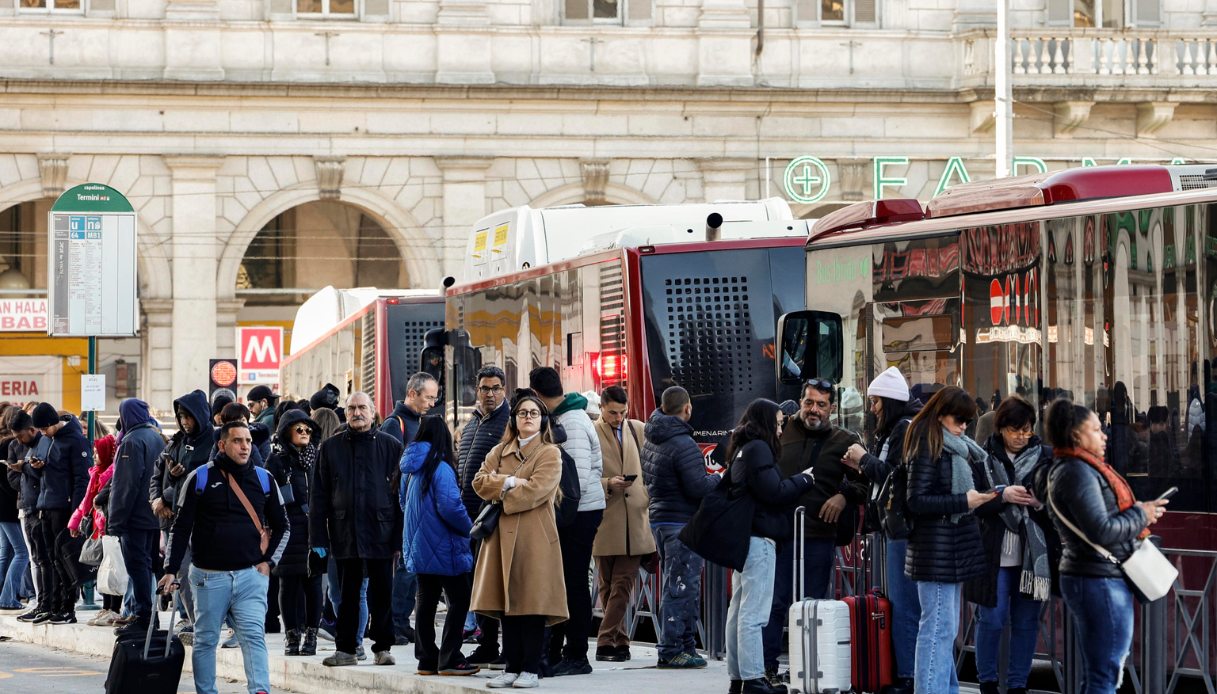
[152,389,216,627]
[109,398,167,635]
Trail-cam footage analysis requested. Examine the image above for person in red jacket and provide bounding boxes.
[68,434,120,625]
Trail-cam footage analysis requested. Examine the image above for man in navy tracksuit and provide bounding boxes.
[27,402,91,625]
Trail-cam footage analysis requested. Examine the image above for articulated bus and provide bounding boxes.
[434,232,811,467]
[281,288,444,417]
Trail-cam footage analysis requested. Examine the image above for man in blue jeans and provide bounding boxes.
[640,386,720,669]
[159,422,289,694]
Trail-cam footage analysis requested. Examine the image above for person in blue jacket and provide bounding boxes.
[401,415,479,677]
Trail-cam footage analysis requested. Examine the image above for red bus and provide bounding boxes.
[282,291,444,417]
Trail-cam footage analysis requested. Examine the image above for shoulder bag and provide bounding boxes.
[225,471,270,555]
[469,450,531,541]
[1048,496,1177,602]
[678,451,755,572]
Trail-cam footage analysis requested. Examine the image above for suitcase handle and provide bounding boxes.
[794,505,805,602]
[143,595,173,660]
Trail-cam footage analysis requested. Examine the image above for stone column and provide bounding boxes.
[140,299,175,411]
[436,157,493,281]
[698,159,754,202]
[164,155,224,400]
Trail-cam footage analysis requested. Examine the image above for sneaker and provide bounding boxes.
[0,603,26,611]
[373,650,395,666]
[657,652,703,669]
[486,673,519,689]
[31,611,55,625]
[322,651,358,667]
[687,652,708,668]
[49,612,77,625]
[462,627,482,644]
[355,646,367,661]
[178,632,194,647]
[467,646,500,667]
[317,621,336,642]
[552,658,593,676]
[440,662,481,676]
[17,609,47,623]
[174,619,191,632]
[114,620,149,637]
[222,633,240,649]
[512,672,540,689]
[417,664,438,676]
[87,609,113,626]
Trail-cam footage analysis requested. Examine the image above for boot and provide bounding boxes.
[299,628,318,656]
[742,678,784,694]
[728,680,743,694]
[978,682,1000,694]
[285,629,301,656]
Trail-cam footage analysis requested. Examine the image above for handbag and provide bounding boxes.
[469,502,502,541]
[278,478,296,506]
[678,454,756,572]
[1049,496,1178,602]
[98,535,129,596]
[80,517,105,567]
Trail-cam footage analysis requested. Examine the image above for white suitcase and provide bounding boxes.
[787,506,852,694]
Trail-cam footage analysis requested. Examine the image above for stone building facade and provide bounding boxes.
[1,0,1216,411]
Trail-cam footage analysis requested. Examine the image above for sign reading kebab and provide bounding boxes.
[237,327,283,385]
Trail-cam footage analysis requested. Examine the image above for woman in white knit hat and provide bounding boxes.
[842,366,920,694]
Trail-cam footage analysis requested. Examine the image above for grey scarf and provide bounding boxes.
[984,444,1051,601]
[941,429,985,523]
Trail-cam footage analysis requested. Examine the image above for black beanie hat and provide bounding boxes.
[310,383,341,411]
[211,394,234,420]
[31,402,60,429]
[528,367,563,399]
[9,410,32,433]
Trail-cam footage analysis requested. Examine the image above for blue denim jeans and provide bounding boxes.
[120,529,159,623]
[652,523,703,661]
[1061,575,1134,694]
[762,535,836,671]
[0,521,30,608]
[976,566,1043,688]
[887,538,920,679]
[326,555,368,645]
[914,580,961,694]
[727,537,777,681]
[190,566,271,694]
[392,555,418,637]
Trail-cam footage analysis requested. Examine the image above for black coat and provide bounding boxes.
[152,390,216,530]
[904,435,987,584]
[37,416,92,512]
[455,401,510,520]
[964,436,1056,607]
[310,427,403,561]
[642,410,720,525]
[380,402,423,447]
[266,410,320,576]
[5,435,41,512]
[1046,455,1146,579]
[109,419,166,535]
[777,420,865,539]
[732,439,813,541]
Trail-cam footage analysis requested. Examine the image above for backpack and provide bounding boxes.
[195,463,272,496]
[881,460,915,540]
[555,447,582,529]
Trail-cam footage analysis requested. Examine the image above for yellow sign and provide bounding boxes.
[473,229,489,255]
[493,224,510,251]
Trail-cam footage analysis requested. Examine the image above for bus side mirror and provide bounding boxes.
[776,310,843,386]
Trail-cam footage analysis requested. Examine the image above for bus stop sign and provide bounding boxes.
[47,183,138,337]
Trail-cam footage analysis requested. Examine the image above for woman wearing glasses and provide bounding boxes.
[471,395,568,689]
[965,396,1056,694]
[266,409,323,656]
[902,386,996,694]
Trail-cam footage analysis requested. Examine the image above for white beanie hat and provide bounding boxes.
[867,367,910,402]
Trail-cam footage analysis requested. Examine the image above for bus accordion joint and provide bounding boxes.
[810,199,925,240]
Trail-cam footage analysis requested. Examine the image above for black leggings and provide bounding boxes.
[501,615,547,675]
[278,574,322,632]
[103,593,122,612]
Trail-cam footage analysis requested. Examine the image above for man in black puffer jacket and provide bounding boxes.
[641,386,719,669]
[456,365,511,667]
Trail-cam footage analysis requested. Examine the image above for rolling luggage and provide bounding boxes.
[842,591,893,693]
[104,607,185,694]
[788,506,853,694]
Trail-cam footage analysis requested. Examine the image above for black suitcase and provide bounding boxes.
[104,610,185,694]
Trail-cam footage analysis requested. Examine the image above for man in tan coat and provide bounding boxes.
[591,386,656,663]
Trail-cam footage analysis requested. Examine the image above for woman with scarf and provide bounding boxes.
[67,434,120,624]
[965,396,1054,694]
[903,386,997,694]
[1043,399,1168,694]
[266,409,322,656]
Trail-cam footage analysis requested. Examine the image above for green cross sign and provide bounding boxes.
[783,156,831,204]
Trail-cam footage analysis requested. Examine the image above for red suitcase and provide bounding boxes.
[842,590,894,693]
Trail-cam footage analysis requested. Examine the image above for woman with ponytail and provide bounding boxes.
[1044,399,1168,694]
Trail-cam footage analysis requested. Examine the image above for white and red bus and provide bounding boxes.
[776,164,1217,550]
[281,288,444,417]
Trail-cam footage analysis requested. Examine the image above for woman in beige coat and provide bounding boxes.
[472,394,568,689]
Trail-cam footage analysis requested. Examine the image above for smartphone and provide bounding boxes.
[623,474,638,482]
[992,484,1008,496]
[1157,486,1178,501]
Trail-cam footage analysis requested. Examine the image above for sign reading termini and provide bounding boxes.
[47,183,138,337]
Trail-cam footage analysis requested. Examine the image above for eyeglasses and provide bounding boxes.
[292,426,312,436]
[956,416,974,427]
[515,410,542,420]
[478,385,505,394]
[805,378,834,392]
[1004,427,1034,438]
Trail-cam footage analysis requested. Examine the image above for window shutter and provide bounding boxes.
[1046,0,1071,25]
[1133,0,1161,26]
[566,0,588,20]
[627,0,651,21]
[853,0,876,24]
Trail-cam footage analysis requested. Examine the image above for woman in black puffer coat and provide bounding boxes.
[903,386,997,694]
[265,409,322,657]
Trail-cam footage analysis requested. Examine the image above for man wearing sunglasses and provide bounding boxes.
[761,378,866,684]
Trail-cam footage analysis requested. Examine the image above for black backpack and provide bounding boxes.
[549,421,582,528]
[881,460,915,540]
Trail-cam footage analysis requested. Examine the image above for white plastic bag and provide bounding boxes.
[98,535,128,596]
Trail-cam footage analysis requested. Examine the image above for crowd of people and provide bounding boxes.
[0,363,1170,694]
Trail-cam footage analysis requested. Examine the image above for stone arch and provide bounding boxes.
[218,184,440,297]
[0,178,173,301]
[528,182,657,209]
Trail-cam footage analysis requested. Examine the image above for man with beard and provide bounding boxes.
[760,378,866,682]
[310,392,404,667]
